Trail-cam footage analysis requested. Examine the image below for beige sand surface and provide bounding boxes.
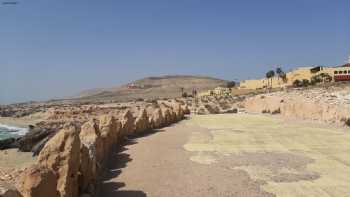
[0,117,39,128]
[184,114,350,197]
[0,149,35,170]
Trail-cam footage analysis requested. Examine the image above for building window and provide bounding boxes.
[335,71,338,74]
[345,71,348,74]
[340,71,343,74]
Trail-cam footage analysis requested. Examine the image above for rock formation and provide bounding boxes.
[18,165,58,197]
[37,124,81,197]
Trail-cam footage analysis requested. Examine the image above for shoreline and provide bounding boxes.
[0,117,40,128]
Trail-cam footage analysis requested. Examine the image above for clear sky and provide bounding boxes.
[1,0,349,104]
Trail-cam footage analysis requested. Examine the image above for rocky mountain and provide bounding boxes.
[74,75,230,102]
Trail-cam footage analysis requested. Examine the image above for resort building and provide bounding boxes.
[239,56,350,90]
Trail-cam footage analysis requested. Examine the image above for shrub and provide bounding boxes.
[302,79,310,87]
[271,108,281,114]
[293,79,302,87]
[226,81,236,88]
[341,117,350,127]
[262,109,270,113]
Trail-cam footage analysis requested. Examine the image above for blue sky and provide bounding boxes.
[1,0,349,104]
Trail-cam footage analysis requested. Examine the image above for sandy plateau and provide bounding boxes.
[184,114,350,197]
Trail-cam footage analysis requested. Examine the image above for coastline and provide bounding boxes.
[0,117,39,128]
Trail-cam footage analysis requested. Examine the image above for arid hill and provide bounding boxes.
[75,75,230,102]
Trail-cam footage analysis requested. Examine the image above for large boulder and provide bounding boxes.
[159,105,172,126]
[78,120,103,195]
[17,127,55,153]
[0,138,17,150]
[37,124,81,197]
[98,115,121,156]
[120,110,135,137]
[182,104,191,115]
[146,106,164,129]
[169,102,184,121]
[204,103,220,114]
[0,181,21,197]
[18,165,58,197]
[134,109,150,134]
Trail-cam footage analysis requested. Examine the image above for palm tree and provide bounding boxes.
[266,70,275,88]
[276,67,283,78]
[276,67,287,83]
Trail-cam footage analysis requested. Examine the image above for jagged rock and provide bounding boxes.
[159,105,172,126]
[79,120,101,192]
[31,136,51,156]
[197,107,209,115]
[0,181,21,197]
[99,115,121,156]
[18,165,58,197]
[182,104,191,115]
[134,109,150,134]
[146,106,164,129]
[17,126,55,153]
[204,103,220,114]
[120,110,135,137]
[170,102,184,121]
[38,124,80,197]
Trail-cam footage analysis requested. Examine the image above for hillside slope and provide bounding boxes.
[76,75,229,102]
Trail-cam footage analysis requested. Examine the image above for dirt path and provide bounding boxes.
[98,117,272,197]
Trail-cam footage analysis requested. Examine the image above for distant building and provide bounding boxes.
[239,56,350,90]
[198,87,231,97]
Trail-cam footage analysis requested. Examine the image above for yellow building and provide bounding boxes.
[198,87,232,97]
[239,64,350,90]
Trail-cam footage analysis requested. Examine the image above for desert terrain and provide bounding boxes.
[1,77,350,197]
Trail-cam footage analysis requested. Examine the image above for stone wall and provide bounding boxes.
[15,99,188,197]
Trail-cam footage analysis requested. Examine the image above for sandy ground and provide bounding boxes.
[0,117,40,128]
[99,114,350,197]
[0,149,36,184]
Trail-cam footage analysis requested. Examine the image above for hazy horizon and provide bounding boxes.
[1,0,349,104]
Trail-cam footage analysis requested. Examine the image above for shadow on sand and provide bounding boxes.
[98,128,168,197]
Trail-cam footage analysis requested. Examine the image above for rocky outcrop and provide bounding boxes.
[37,124,81,197]
[159,104,172,126]
[146,106,164,129]
[0,138,17,150]
[243,87,350,125]
[98,115,121,156]
[78,120,102,195]
[16,99,193,197]
[119,110,135,137]
[187,95,239,115]
[134,108,150,134]
[18,165,58,197]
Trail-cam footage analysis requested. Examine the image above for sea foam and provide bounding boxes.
[0,123,28,136]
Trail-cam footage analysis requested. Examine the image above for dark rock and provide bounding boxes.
[0,138,20,150]
[224,108,238,114]
[18,127,56,153]
[31,136,52,156]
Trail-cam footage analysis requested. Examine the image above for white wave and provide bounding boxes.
[0,123,28,136]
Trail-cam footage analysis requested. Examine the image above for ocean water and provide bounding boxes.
[0,124,28,140]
